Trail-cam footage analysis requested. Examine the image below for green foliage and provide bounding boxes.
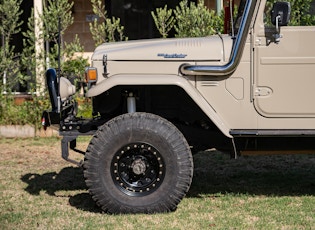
[76,98,93,118]
[174,0,223,37]
[1,0,86,126]
[0,91,50,128]
[20,0,76,94]
[89,0,127,46]
[63,35,89,81]
[0,0,23,90]
[42,0,73,43]
[41,0,74,68]
[288,0,315,25]
[0,0,23,38]
[21,8,36,85]
[21,0,75,79]
[265,0,315,26]
[63,57,89,82]
[22,0,88,89]
[63,35,85,59]
[152,0,224,38]
[151,5,175,38]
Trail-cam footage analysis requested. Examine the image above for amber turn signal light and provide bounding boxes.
[85,67,98,83]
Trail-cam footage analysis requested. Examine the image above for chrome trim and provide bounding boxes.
[179,0,257,76]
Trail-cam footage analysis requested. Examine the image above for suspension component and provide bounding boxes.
[127,92,136,113]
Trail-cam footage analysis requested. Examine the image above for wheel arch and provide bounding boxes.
[87,74,232,138]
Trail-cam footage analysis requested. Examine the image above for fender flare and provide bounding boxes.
[86,74,232,138]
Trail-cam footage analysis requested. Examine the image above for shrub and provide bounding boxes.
[63,35,89,84]
[151,0,224,38]
[264,0,315,26]
[151,5,175,38]
[174,0,224,37]
[0,91,50,129]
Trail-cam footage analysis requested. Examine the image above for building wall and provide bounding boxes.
[204,0,216,9]
[64,0,95,52]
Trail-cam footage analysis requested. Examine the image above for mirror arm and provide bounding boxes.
[276,15,280,32]
[273,15,282,43]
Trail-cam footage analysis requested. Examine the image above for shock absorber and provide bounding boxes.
[127,92,136,113]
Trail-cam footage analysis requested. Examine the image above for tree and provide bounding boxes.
[0,0,23,92]
[21,8,37,86]
[22,0,88,89]
[151,0,224,38]
[41,0,74,68]
[89,0,127,47]
[151,5,175,38]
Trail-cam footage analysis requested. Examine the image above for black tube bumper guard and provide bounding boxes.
[42,68,106,166]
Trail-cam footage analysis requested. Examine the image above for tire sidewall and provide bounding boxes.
[84,113,193,213]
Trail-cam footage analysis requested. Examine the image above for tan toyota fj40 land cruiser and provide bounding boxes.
[42,0,315,213]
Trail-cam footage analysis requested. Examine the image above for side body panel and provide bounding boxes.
[196,0,315,131]
[254,27,315,117]
[253,0,315,129]
[87,74,232,137]
[195,39,258,130]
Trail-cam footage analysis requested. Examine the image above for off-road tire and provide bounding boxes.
[84,112,193,214]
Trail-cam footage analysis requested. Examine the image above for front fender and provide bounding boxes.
[86,74,232,138]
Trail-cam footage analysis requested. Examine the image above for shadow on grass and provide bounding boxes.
[21,151,315,212]
[21,167,102,213]
[188,150,315,197]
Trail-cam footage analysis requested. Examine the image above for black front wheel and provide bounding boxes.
[84,113,193,214]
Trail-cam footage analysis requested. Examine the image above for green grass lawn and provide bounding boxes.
[0,138,314,229]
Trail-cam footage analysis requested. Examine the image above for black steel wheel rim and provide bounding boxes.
[111,142,165,197]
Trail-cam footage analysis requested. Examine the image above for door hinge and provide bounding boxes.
[255,38,262,46]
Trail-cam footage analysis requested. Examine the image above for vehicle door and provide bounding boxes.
[253,0,315,118]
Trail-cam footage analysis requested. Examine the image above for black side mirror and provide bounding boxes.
[271,2,291,26]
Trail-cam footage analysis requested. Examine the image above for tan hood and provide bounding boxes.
[92,35,232,62]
